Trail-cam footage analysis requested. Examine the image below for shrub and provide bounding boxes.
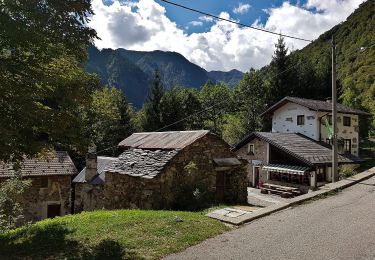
[339,166,357,180]
[0,171,31,233]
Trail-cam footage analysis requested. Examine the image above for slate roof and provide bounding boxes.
[106,149,179,179]
[0,151,77,178]
[233,132,361,166]
[261,96,371,116]
[118,130,210,150]
[73,156,117,185]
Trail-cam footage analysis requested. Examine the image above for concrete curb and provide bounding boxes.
[208,167,375,225]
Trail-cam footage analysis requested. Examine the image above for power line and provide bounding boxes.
[158,0,312,43]
[155,60,304,132]
[94,60,305,155]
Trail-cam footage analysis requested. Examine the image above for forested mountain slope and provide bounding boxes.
[86,46,244,107]
[292,0,374,128]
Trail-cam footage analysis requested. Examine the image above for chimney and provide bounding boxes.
[85,147,97,183]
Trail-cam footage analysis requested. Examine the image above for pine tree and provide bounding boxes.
[141,70,165,131]
[269,35,292,104]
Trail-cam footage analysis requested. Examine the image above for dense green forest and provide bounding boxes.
[1,0,373,167]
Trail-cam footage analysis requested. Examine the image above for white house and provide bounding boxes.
[261,96,370,157]
[233,97,369,195]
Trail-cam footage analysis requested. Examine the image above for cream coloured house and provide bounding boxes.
[262,96,370,156]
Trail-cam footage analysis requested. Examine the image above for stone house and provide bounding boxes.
[233,132,362,193]
[262,96,370,156]
[0,151,77,222]
[73,130,247,212]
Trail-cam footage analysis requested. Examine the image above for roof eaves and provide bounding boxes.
[232,132,257,151]
[260,97,290,117]
[255,133,314,167]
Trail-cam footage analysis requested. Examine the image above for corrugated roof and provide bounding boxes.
[118,130,210,150]
[0,151,77,178]
[106,149,179,179]
[261,96,371,116]
[234,132,360,165]
[73,156,117,185]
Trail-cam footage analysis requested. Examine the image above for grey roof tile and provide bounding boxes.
[107,149,179,179]
[262,96,370,116]
[234,132,361,165]
[0,151,77,178]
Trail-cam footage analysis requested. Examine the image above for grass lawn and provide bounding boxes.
[0,209,229,260]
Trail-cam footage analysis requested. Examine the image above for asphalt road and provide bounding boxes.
[165,176,375,260]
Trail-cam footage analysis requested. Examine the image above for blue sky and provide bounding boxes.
[90,0,363,72]
[160,0,303,34]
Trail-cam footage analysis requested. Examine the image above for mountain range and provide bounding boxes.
[86,46,244,107]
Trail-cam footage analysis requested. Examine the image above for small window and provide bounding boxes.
[247,144,255,155]
[344,139,351,154]
[41,178,49,188]
[343,116,351,126]
[297,115,305,125]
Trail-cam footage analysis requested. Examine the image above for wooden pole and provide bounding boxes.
[332,35,338,182]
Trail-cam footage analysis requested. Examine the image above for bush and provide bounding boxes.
[339,166,357,180]
[172,161,215,211]
[0,171,31,233]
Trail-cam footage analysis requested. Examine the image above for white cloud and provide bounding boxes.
[233,3,251,14]
[189,20,203,27]
[90,0,365,72]
[199,15,214,22]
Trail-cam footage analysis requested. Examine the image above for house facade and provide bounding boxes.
[234,132,362,193]
[73,130,247,212]
[263,97,370,157]
[0,151,77,222]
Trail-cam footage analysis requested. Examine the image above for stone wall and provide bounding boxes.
[235,137,268,186]
[2,175,72,223]
[74,134,247,212]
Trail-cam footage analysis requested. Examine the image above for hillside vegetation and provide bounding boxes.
[0,209,228,259]
[292,0,375,130]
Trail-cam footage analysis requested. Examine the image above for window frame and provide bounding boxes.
[343,116,351,127]
[343,139,351,154]
[247,144,255,155]
[297,115,305,126]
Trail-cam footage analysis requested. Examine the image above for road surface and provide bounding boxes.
[165,175,375,260]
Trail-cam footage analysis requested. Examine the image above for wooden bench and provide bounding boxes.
[261,183,301,198]
[260,188,293,198]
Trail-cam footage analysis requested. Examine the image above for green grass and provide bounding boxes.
[0,209,229,260]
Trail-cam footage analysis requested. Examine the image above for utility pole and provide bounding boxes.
[332,35,338,182]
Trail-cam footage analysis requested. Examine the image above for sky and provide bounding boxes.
[90,0,365,72]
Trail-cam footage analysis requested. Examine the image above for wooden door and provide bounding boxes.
[216,171,225,202]
[254,167,260,188]
[47,204,61,218]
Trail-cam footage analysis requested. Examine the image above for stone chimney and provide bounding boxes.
[85,149,97,183]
